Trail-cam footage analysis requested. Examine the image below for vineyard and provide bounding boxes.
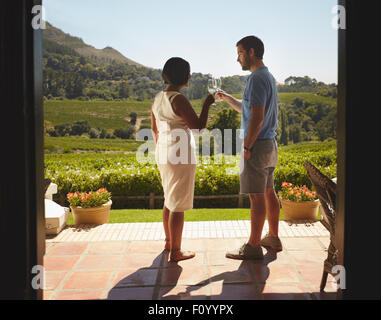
[44,136,144,153]
[43,92,335,131]
[45,140,337,209]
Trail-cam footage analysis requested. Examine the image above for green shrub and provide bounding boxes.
[45,141,337,208]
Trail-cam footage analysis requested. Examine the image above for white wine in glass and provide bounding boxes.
[207,78,217,105]
[214,77,222,102]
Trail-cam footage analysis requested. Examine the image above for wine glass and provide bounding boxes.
[214,77,222,102]
[207,78,217,106]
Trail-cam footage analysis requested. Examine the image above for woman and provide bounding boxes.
[151,57,214,262]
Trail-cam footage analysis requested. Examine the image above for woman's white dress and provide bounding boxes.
[152,91,197,212]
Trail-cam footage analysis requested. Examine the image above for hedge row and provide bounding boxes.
[45,141,337,208]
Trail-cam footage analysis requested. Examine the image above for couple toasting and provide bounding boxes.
[151,35,282,262]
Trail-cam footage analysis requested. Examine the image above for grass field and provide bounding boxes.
[43,92,336,153]
[44,99,153,130]
[65,207,321,224]
[277,92,337,106]
[44,136,145,153]
[43,92,336,131]
[44,130,336,154]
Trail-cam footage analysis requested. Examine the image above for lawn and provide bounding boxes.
[65,207,321,225]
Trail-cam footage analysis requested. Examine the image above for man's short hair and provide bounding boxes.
[162,57,190,86]
[236,36,264,60]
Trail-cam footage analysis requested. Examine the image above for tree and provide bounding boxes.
[89,128,100,139]
[114,123,135,139]
[65,73,84,99]
[71,120,91,136]
[55,122,72,137]
[208,108,241,155]
[316,108,336,141]
[98,128,107,139]
[292,98,304,109]
[315,121,329,141]
[289,125,301,144]
[280,108,288,145]
[79,56,87,65]
[119,82,131,98]
[129,112,137,125]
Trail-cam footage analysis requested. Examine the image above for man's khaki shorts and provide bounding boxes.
[240,137,278,194]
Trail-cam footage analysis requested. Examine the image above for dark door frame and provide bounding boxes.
[0,0,45,300]
[335,0,346,300]
[335,0,381,299]
[1,0,380,300]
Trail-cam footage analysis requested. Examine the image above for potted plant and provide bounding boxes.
[278,182,320,221]
[67,188,112,225]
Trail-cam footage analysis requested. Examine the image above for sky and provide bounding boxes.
[43,0,338,84]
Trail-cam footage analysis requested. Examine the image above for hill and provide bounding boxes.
[42,22,336,103]
[41,22,249,101]
[43,22,144,67]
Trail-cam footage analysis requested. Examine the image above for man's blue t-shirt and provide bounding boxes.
[240,66,278,139]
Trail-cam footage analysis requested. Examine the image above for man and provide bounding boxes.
[216,35,282,260]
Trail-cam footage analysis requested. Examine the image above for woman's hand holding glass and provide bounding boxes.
[205,92,215,107]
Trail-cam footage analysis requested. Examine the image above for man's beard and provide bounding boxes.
[241,57,251,70]
[241,64,250,71]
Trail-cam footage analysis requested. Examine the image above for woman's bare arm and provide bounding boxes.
[171,93,215,130]
[151,107,158,143]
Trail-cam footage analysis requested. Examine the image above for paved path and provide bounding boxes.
[47,220,329,243]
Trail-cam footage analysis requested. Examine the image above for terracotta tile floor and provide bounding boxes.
[43,236,338,300]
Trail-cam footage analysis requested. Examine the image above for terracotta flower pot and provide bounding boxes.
[70,200,112,225]
[280,198,320,221]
